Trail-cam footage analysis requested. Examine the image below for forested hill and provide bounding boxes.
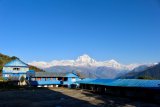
[0,53,44,73]
[118,63,160,80]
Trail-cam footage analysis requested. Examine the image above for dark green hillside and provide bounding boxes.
[134,63,160,79]
[0,53,44,73]
[119,63,160,80]
[29,65,45,72]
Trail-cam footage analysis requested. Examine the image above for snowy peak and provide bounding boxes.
[106,59,120,67]
[108,59,119,64]
[28,54,139,70]
[76,54,96,63]
[102,59,122,69]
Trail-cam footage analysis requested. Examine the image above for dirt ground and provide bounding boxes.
[0,87,159,107]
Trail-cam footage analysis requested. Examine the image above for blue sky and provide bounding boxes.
[0,0,160,64]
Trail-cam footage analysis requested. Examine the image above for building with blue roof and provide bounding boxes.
[2,59,30,80]
[76,78,160,103]
[76,78,160,88]
[2,59,80,87]
[27,71,80,87]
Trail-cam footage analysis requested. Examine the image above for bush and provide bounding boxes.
[20,76,25,83]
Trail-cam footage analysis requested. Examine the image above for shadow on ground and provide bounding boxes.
[0,87,159,107]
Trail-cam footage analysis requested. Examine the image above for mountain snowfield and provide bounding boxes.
[29,54,139,70]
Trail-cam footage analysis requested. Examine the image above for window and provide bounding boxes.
[36,77,41,81]
[64,77,68,81]
[58,77,62,80]
[72,77,76,82]
[5,74,9,77]
[31,78,35,81]
[13,68,20,71]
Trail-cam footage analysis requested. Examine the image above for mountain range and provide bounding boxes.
[1,53,160,79]
[29,54,139,70]
[29,54,143,78]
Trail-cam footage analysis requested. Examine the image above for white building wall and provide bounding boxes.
[3,67,29,73]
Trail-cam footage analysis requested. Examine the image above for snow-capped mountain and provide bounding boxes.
[76,54,96,64]
[28,54,138,70]
[28,54,157,79]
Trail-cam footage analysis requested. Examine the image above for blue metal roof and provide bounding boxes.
[33,72,79,78]
[30,80,61,85]
[4,59,28,67]
[76,79,160,88]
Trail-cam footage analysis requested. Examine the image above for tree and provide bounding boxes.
[11,56,19,60]
[137,76,153,80]
[8,76,13,81]
[0,60,3,72]
[20,75,25,83]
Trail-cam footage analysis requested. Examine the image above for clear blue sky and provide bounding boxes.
[0,0,160,64]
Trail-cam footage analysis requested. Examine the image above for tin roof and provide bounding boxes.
[30,81,61,85]
[34,72,78,78]
[76,79,160,88]
[4,59,28,67]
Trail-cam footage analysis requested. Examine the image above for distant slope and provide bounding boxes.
[0,53,44,73]
[45,66,124,79]
[117,65,149,79]
[45,66,97,78]
[29,65,45,72]
[118,64,160,79]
